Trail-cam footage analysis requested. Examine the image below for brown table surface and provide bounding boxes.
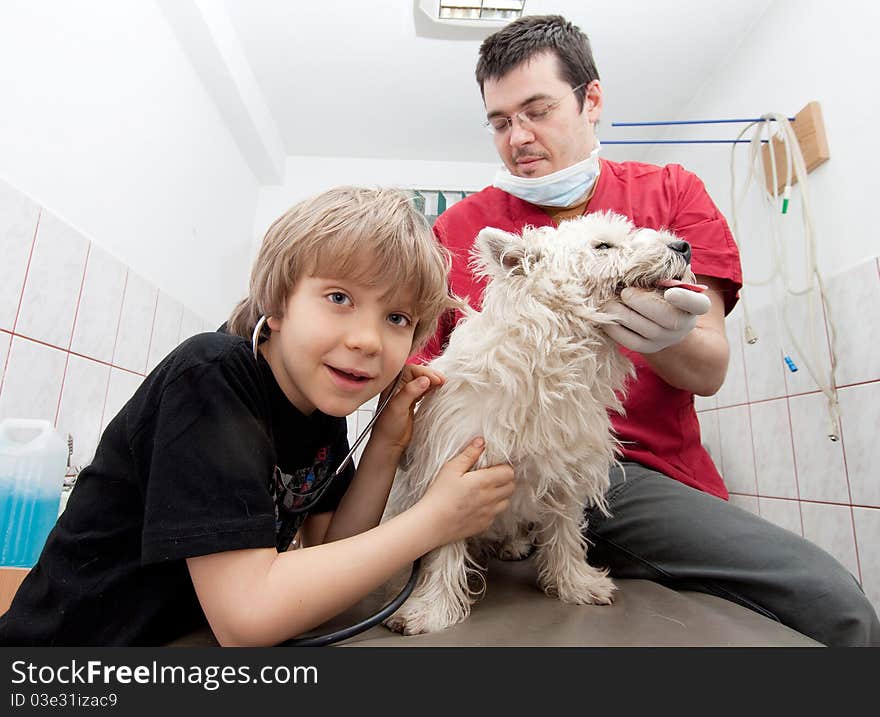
[169,556,821,647]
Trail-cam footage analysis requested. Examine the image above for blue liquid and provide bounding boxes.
[0,488,61,567]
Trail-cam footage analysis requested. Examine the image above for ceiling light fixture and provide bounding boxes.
[418,0,526,28]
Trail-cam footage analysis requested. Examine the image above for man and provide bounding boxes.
[421,14,878,646]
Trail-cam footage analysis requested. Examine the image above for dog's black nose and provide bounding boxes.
[668,240,691,264]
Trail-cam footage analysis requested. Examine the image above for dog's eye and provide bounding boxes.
[594,242,611,250]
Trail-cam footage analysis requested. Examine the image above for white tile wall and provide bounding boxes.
[146,292,183,373]
[56,354,111,468]
[69,245,127,363]
[800,502,859,578]
[788,392,849,503]
[741,303,787,402]
[837,382,880,507]
[15,210,89,348]
[0,181,210,494]
[780,287,832,396]
[178,309,204,346]
[749,398,798,499]
[0,331,12,390]
[0,180,40,332]
[717,404,756,494]
[853,507,880,613]
[700,254,880,615]
[0,336,67,422]
[101,369,145,435]
[715,312,748,407]
[693,391,717,412]
[112,272,157,374]
[729,494,759,515]
[758,496,803,536]
[826,259,880,387]
[697,408,720,466]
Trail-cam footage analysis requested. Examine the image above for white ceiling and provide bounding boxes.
[216,0,774,165]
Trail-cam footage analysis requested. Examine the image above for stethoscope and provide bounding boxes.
[252,314,420,645]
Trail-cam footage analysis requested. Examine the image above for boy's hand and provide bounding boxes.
[368,364,445,455]
[418,438,516,546]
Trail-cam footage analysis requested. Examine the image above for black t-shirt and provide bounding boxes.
[0,332,354,646]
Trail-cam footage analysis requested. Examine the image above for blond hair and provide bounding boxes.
[228,186,455,351]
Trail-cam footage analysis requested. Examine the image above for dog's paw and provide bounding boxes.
[383,597,470,635]
[383,609,453,636]
[383,612,420,635]
[496,534,534,561]
[544,567,616,606]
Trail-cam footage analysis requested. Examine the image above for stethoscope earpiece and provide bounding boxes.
[252,315,268,360]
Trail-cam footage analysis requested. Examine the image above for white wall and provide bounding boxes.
[253,155,499,253]
[643,0,879,309]
[0,0,260,325]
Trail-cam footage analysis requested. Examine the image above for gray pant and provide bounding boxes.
[583,462,880,646]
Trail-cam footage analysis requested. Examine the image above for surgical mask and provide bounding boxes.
[492,143,601,208]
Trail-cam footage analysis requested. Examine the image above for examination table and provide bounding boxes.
[169,555,821,647]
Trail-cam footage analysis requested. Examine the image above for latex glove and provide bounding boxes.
[603,287,711,354]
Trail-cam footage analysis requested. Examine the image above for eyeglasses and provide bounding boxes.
[484,83,587,135]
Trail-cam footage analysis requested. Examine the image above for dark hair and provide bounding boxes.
[475,15,599,111]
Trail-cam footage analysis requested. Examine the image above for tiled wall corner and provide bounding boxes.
[0,181,212,470]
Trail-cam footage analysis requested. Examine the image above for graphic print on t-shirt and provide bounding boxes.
[269,445,335,551]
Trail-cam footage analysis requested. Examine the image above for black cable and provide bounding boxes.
[277,557,422,647]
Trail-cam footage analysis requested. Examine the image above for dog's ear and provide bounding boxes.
[473,226,541,278]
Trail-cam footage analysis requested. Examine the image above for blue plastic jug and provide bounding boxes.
[0,418,68,567]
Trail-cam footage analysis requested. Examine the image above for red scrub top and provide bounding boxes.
[420,158,743,499]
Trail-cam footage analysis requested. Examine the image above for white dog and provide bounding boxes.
[382,211,697,635]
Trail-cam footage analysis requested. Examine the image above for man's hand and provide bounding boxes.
[368,364,445,454]
[603,287,712,354]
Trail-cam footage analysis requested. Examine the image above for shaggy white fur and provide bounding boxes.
[382,211,696,635]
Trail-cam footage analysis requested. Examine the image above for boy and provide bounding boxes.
[0,186,515,646]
